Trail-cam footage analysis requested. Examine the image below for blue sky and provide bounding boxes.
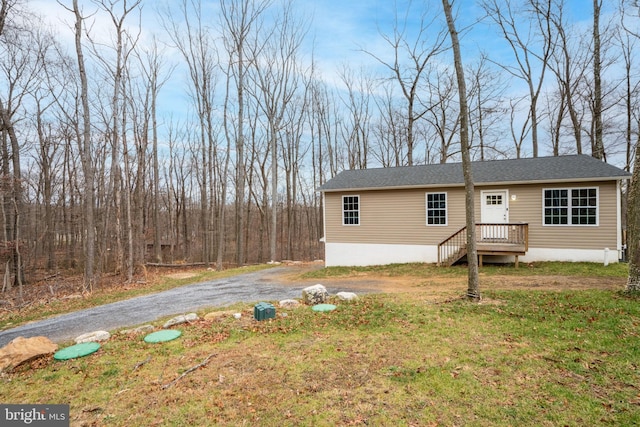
[30,0,610,92]
[27,0,629,165]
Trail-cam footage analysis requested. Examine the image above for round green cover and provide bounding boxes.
[144,329,182,343]
[54,342,101,360]
[312,304,337,312]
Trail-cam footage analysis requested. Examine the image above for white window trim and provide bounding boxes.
[342,194,360,226]
[426,192,448,226]
[542,186,599,227]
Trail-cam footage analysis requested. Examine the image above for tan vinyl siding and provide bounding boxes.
[324,188,467,245]
[325,180,620,250]
[498,181,619,250]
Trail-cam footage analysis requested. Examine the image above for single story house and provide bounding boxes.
[317,155,631,267]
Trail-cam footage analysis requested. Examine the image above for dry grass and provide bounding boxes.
[2,284,640,426]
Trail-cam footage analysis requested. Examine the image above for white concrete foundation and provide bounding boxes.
[520,248,620,264]
[324,243,620,267]
[324,243,438,267]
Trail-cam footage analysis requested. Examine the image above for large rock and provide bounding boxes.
[302,284,329,305]
[279,299,300,309]
[0,336,58,372]
[336,291,358,301]
[75,330,111,344]
[163,313,198,328]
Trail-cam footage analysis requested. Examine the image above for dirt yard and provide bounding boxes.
[272,261,627,295]
[0,262,627,314]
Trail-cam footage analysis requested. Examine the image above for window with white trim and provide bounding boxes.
[426,192,447,225]
[342,195,360,225]
[543,187,598,225]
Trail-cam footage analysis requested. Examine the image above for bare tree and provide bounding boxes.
[628,161,640,291]
[165,118,193,262]
[247,0,305,262]
[65,0,97,292]
[442,0,479,300]
[466,56,508,160]
[592,0,606,160]
[162,0,221,267]
[364,2,447,165]
[305,73,326,247]
[88,0,141,281]
[220,0,272,266]
[424,67,459,163]
[135,37,173,263]
[546,0,590,155]
[33,90,61,272]
[0,3,32,293]
[543,85,565,155]
[508,96,532,158]
[0,1,14,35]
[583,3,620,163]
[372,82,411,166]
[482,0,556,158]
[620,0,640,290]
[280,94,310,260]
[44,26,88,274]
[338,65,373,169]
[616,24,640,171]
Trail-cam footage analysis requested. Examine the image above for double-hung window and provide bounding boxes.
[426,192,447,225]
[543,187,598,225]
[342,195,360,225]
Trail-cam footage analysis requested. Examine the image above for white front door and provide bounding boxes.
[481,190,509,239]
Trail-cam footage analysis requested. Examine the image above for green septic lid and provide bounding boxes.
[144,329,182,343]
[54,342,101,360]
[312,304,337,312]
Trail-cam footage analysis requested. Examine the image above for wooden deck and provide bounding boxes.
[438,223,529,267]
[476,242,527,267]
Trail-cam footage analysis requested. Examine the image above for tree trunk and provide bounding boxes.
[152,82,162,263]
[627,110,640,290]
[122,104,134,282]
[442,0,480,300]
[235,44,246,267]
[37,107,55,271]
[592,0,605,160]
[627,139,640,290]
[73,0,96,293]
[270,126,277,263]
[0,98,23,289]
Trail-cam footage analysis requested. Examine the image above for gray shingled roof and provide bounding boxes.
[318,155,630,192]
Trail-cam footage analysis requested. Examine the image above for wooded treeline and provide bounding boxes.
[1,0,639,294]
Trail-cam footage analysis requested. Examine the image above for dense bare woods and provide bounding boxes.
[0,0,639,294]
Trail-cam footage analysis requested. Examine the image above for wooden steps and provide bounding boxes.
[438,224,529,267]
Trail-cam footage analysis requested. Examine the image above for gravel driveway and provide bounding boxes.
[0,266,366,346]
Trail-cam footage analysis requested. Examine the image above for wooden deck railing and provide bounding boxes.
[437,223,529,266]
[437,226,468,267]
